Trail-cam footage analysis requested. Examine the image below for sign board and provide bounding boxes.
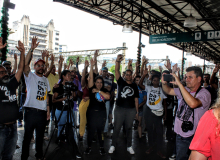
[149,30,220,44]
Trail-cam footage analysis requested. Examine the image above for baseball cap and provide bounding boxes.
[70,65,77,72]
[102,67,108,71]
[2,61,11,66]
[34,58,45,65]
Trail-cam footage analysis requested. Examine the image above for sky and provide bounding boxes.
[7,0,212,66]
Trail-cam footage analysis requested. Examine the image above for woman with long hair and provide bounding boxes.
[189,91,220,160]
[52,70,76,137]
[78,60,90,141]
[84,58,110,155]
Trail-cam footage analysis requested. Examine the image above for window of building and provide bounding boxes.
[55,38,59,41]
[55,43,59,45]
[55,48,58,50]
[56,32,59,36]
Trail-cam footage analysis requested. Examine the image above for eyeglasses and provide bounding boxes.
[36,64,45,68]
[0,71,8,75]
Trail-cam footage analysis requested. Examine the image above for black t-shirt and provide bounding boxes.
[88,85,109,111]
[116,76,139,108]
[53,83,68,111]
[0,76,19,123]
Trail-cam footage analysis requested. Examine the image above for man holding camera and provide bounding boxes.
[162,66,211,160]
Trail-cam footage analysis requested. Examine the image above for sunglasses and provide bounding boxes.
[5,67,11,70]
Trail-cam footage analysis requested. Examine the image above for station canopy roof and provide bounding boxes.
[54,0,220,62]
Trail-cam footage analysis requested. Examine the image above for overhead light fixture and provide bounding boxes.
[122,23,133,33]
[184,14,197,28]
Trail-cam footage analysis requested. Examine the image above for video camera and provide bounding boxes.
[63,81,78,95]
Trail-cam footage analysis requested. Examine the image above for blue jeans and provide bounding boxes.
[104,101,110,133]
[55,109,75,137]
[176,134,194,160]
[0,123,17,160]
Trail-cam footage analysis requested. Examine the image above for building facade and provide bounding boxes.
[8,15,60,55]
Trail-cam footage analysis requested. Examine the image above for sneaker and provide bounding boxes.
[18,121,22,127]
[76,151,82,158]
[127,147,135,154]
[169,154,176,160]
[84,147,92,155]
[109,123,114,129]
[99,147,106,155]
[108,146,115,154]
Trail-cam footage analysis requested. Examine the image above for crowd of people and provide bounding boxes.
[0,37,220,160]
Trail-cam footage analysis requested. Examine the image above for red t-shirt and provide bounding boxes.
[189,109,220,160]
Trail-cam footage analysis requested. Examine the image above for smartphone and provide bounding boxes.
[163,74,173,82]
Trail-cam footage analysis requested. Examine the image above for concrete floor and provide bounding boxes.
[13,121,175,160]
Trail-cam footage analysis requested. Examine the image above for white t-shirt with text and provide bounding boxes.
[23,72,51,111]
[145,85,167,110]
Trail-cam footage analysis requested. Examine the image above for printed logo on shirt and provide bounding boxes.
[148,89,161,105]
[121,86,134,98]
[36,81,48,101]
[95,93,105,102]
[176,100,193,121]
[0,85,17,102]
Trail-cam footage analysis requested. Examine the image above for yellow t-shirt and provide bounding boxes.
[47,73,59,95]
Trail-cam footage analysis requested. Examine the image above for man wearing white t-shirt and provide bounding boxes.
[21,37,51,160]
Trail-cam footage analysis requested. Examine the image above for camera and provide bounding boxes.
[63,81,78,95]
[163,74,173,82]
[181,121,194,132]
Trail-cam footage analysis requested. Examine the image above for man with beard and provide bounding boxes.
[0,40,25,160]
[109,54,139,154]
[21,37,51,160]
[2,53,17,78]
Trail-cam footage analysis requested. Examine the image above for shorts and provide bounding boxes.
[138,110,143,117]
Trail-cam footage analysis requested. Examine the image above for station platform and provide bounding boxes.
[13,121,175,160]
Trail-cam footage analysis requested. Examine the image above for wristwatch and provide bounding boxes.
[99,91,101,94]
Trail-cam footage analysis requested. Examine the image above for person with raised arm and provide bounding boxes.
[84,58,110,155]
[139,68,167,158]
[0,40,24,160]
[21,37,51,160]
[108,54,139,155]
[161,66,211,160]
[78,60,91,141]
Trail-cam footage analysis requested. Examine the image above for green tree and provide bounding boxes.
[109,64,122,81]
[66,55,84,65]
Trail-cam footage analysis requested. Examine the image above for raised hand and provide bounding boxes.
[143,68,148,75]
[31,36,40,49]
[76,56,79,63]
[16,41,25,53]
[85,60,89,67]
[59,55,64,63]
[94,50,99,58]
[213,64,220,73]
[42,50,47,59]
[128,59,133,66]
[0,37,7,50]
[135,61,140,67]
[159,66,163,72]
[164,59,171,71]
[177,67,180,72]
[116,54,123,62]
[46,51,50,58]
[148,65,151,71]
[172,63,178,73]
[64,63,67,69]
[14,53,17,60]
[102,60,106,68]
[90,58,95,66]
[50,54,54,62]
[69,59,73,66]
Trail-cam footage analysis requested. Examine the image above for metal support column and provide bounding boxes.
[181,47,185,79]
[137,1,143,74]
[203,58,205,74]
